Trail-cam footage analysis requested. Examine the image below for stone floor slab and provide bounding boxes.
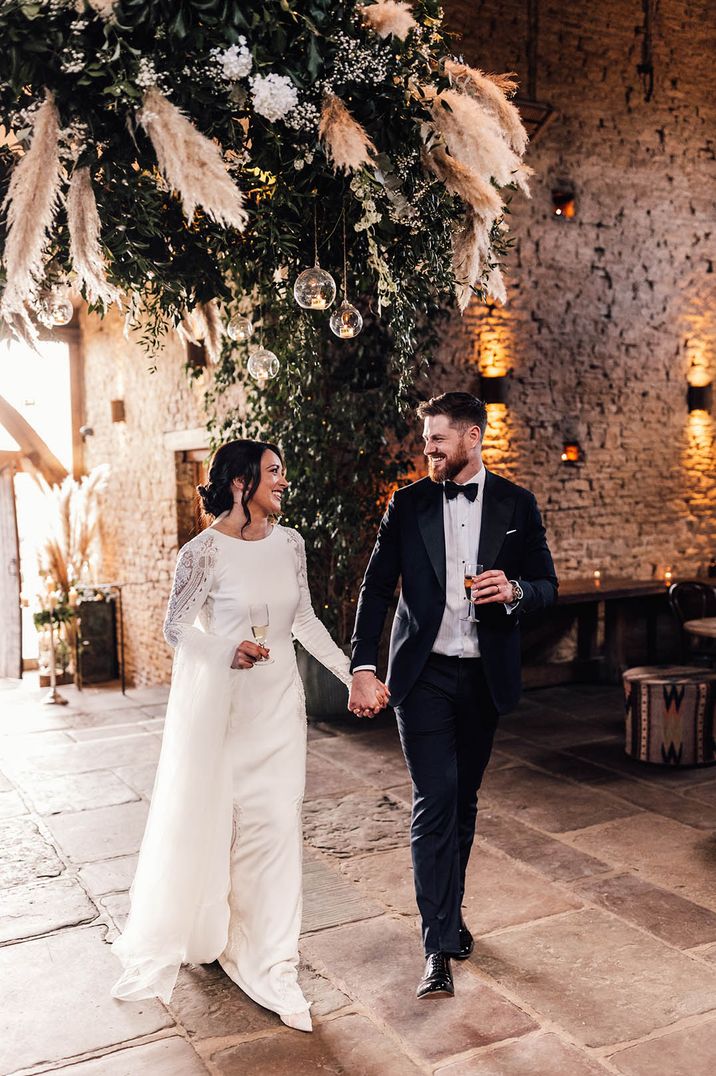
[43,801,148,863]
[480,765,641,833]
[477,810,611,882]
[17,770,140,815]
[608,1015,716,1075]
[212,1011,425,1075]
[303,916,536,1065]
[45,1036,208,1076]
[308,727,409,788]
[302,790,410,858]
[568,740,716,786]
[3,735,161,781]
[0,789,27,818]
[112,763,158,798]
[0,817,64,888]
[339,843,580,935]
[0,876,97,943]
[567,813,716,911]
[0,926,173,1072]
[435,1031,611,1075]
[573,872,716,948]
[304,749,372,800]
[474,907,716,1048]
[302,853,383,932]
[79,855,138,896]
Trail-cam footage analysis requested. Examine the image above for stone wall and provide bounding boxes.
[440,0,716,580]
[80,309,209,685]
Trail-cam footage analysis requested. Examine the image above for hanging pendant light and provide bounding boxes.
[294,202,336,310]
[227,313,254,341]
[329,206,363,339]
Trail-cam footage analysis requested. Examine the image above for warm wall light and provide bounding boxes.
[551,186,576,220]
[110,399,126,423]
[480,373,509,405]
[687,382,713,413]
[561,440,583,464]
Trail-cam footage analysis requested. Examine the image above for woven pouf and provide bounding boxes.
[623,665,716,766]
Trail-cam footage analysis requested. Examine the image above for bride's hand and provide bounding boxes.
[231,640,270,669]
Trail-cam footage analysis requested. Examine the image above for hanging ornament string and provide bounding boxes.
[293,197,336,310]
[330,202,363,339]
[247,296,279,381]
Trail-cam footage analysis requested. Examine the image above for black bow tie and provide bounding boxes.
[444,481,479,502]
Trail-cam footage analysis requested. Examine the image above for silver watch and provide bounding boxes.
[508,580,524,604]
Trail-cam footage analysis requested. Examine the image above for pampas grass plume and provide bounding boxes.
[319,94,376,173]
[359,1,418,40]
[67,167,121,307]
[444,60,528,155]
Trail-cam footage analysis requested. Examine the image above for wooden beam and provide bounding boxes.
[0,393,68,486]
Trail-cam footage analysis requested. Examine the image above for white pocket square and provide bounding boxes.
[506,529,517,535]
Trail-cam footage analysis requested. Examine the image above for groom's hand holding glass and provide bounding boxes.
[471,569,518,606]
[349,670,391,718]
[231,641,270,669]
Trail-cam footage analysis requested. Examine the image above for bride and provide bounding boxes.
[111,438,387,1031]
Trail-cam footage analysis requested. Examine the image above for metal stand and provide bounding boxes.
[43,608,68,706]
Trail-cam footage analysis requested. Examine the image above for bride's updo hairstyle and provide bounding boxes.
[198,439,283,533]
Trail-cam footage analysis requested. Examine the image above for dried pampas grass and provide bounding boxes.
[1,91,62,335]
[67,167,121,308]
[84,0,116,16]
[451,209,508,310]
[138,87,248,229]
[425,86,532,197]
[179,300,223,364]
[444,60,528,155]
[359,1,418,40]
[38,464,110,591]
[319,94,376,173]
[422,146,502,219]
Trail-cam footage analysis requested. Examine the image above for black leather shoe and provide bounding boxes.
[416,952,454,999]
[449,921,474,961]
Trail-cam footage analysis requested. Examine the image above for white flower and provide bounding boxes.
[212,40,253,81]
[250,73,298,123]
[136,56,159,89]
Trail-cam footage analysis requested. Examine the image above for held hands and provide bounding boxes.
[471,570,516,606]
[348,670,391,719]
[231,640,270,669]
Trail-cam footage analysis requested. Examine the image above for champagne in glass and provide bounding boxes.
[461,562,484,622]
[249,603,274,665]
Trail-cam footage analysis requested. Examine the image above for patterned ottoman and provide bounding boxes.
[623,666,716,766]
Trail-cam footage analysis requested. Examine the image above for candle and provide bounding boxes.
[664,567,673,587]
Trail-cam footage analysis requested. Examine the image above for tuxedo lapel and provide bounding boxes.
[416,481,446,590]
[478,470,515,569]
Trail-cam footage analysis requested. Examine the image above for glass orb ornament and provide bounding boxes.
[38,291,74,327]
[226,313,254,342]
[329,299,363,339]
[293,266,336,310]
[247,346,280,381]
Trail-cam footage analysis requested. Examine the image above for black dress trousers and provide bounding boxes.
[394,654,499,956]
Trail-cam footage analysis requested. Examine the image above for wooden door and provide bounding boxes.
[0,462,22,679]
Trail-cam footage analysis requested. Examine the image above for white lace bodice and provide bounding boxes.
[162,525,351,686]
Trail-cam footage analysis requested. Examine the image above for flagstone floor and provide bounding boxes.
[1,675,716,1076]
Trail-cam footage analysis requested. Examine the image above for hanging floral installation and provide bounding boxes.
[0,0,530,382]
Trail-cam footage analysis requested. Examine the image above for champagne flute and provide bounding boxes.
[461,561,484,622]
[249,603,274,665]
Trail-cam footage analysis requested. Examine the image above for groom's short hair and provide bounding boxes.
[417,392,488,437]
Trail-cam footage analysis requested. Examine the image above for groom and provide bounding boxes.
[348,392,557,999]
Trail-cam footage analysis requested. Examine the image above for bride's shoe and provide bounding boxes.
[280,1010,313,1033]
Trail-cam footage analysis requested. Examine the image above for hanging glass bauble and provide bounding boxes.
[329,299,363,339]
[247,346,280,381]
[38,291,74,327]
[293,266,336,310]
[226,313,254,342]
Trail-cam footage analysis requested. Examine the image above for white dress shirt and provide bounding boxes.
[431,467,485,658]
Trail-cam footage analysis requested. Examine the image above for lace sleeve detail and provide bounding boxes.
[283,527,352,688]
[163,533,217,648]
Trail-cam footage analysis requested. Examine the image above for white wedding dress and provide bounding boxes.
[111,522,351,1021]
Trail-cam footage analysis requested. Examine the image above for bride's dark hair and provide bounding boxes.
[198,439,283,533]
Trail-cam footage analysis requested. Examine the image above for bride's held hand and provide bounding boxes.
[349,670,391,718]
[231,640,270,670]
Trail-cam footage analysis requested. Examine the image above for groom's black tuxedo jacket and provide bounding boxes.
[351,470,558,715]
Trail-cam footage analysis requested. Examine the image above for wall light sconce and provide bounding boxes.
[561,440,584,465]
[110,399,126,423]
[687,382,712,413]
[551,185,576,221]
[480,372,509,405]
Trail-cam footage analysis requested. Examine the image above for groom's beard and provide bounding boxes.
[427,442,470,483]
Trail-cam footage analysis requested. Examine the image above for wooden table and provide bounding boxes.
[523,577,672,687]
[683,617,716,639]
